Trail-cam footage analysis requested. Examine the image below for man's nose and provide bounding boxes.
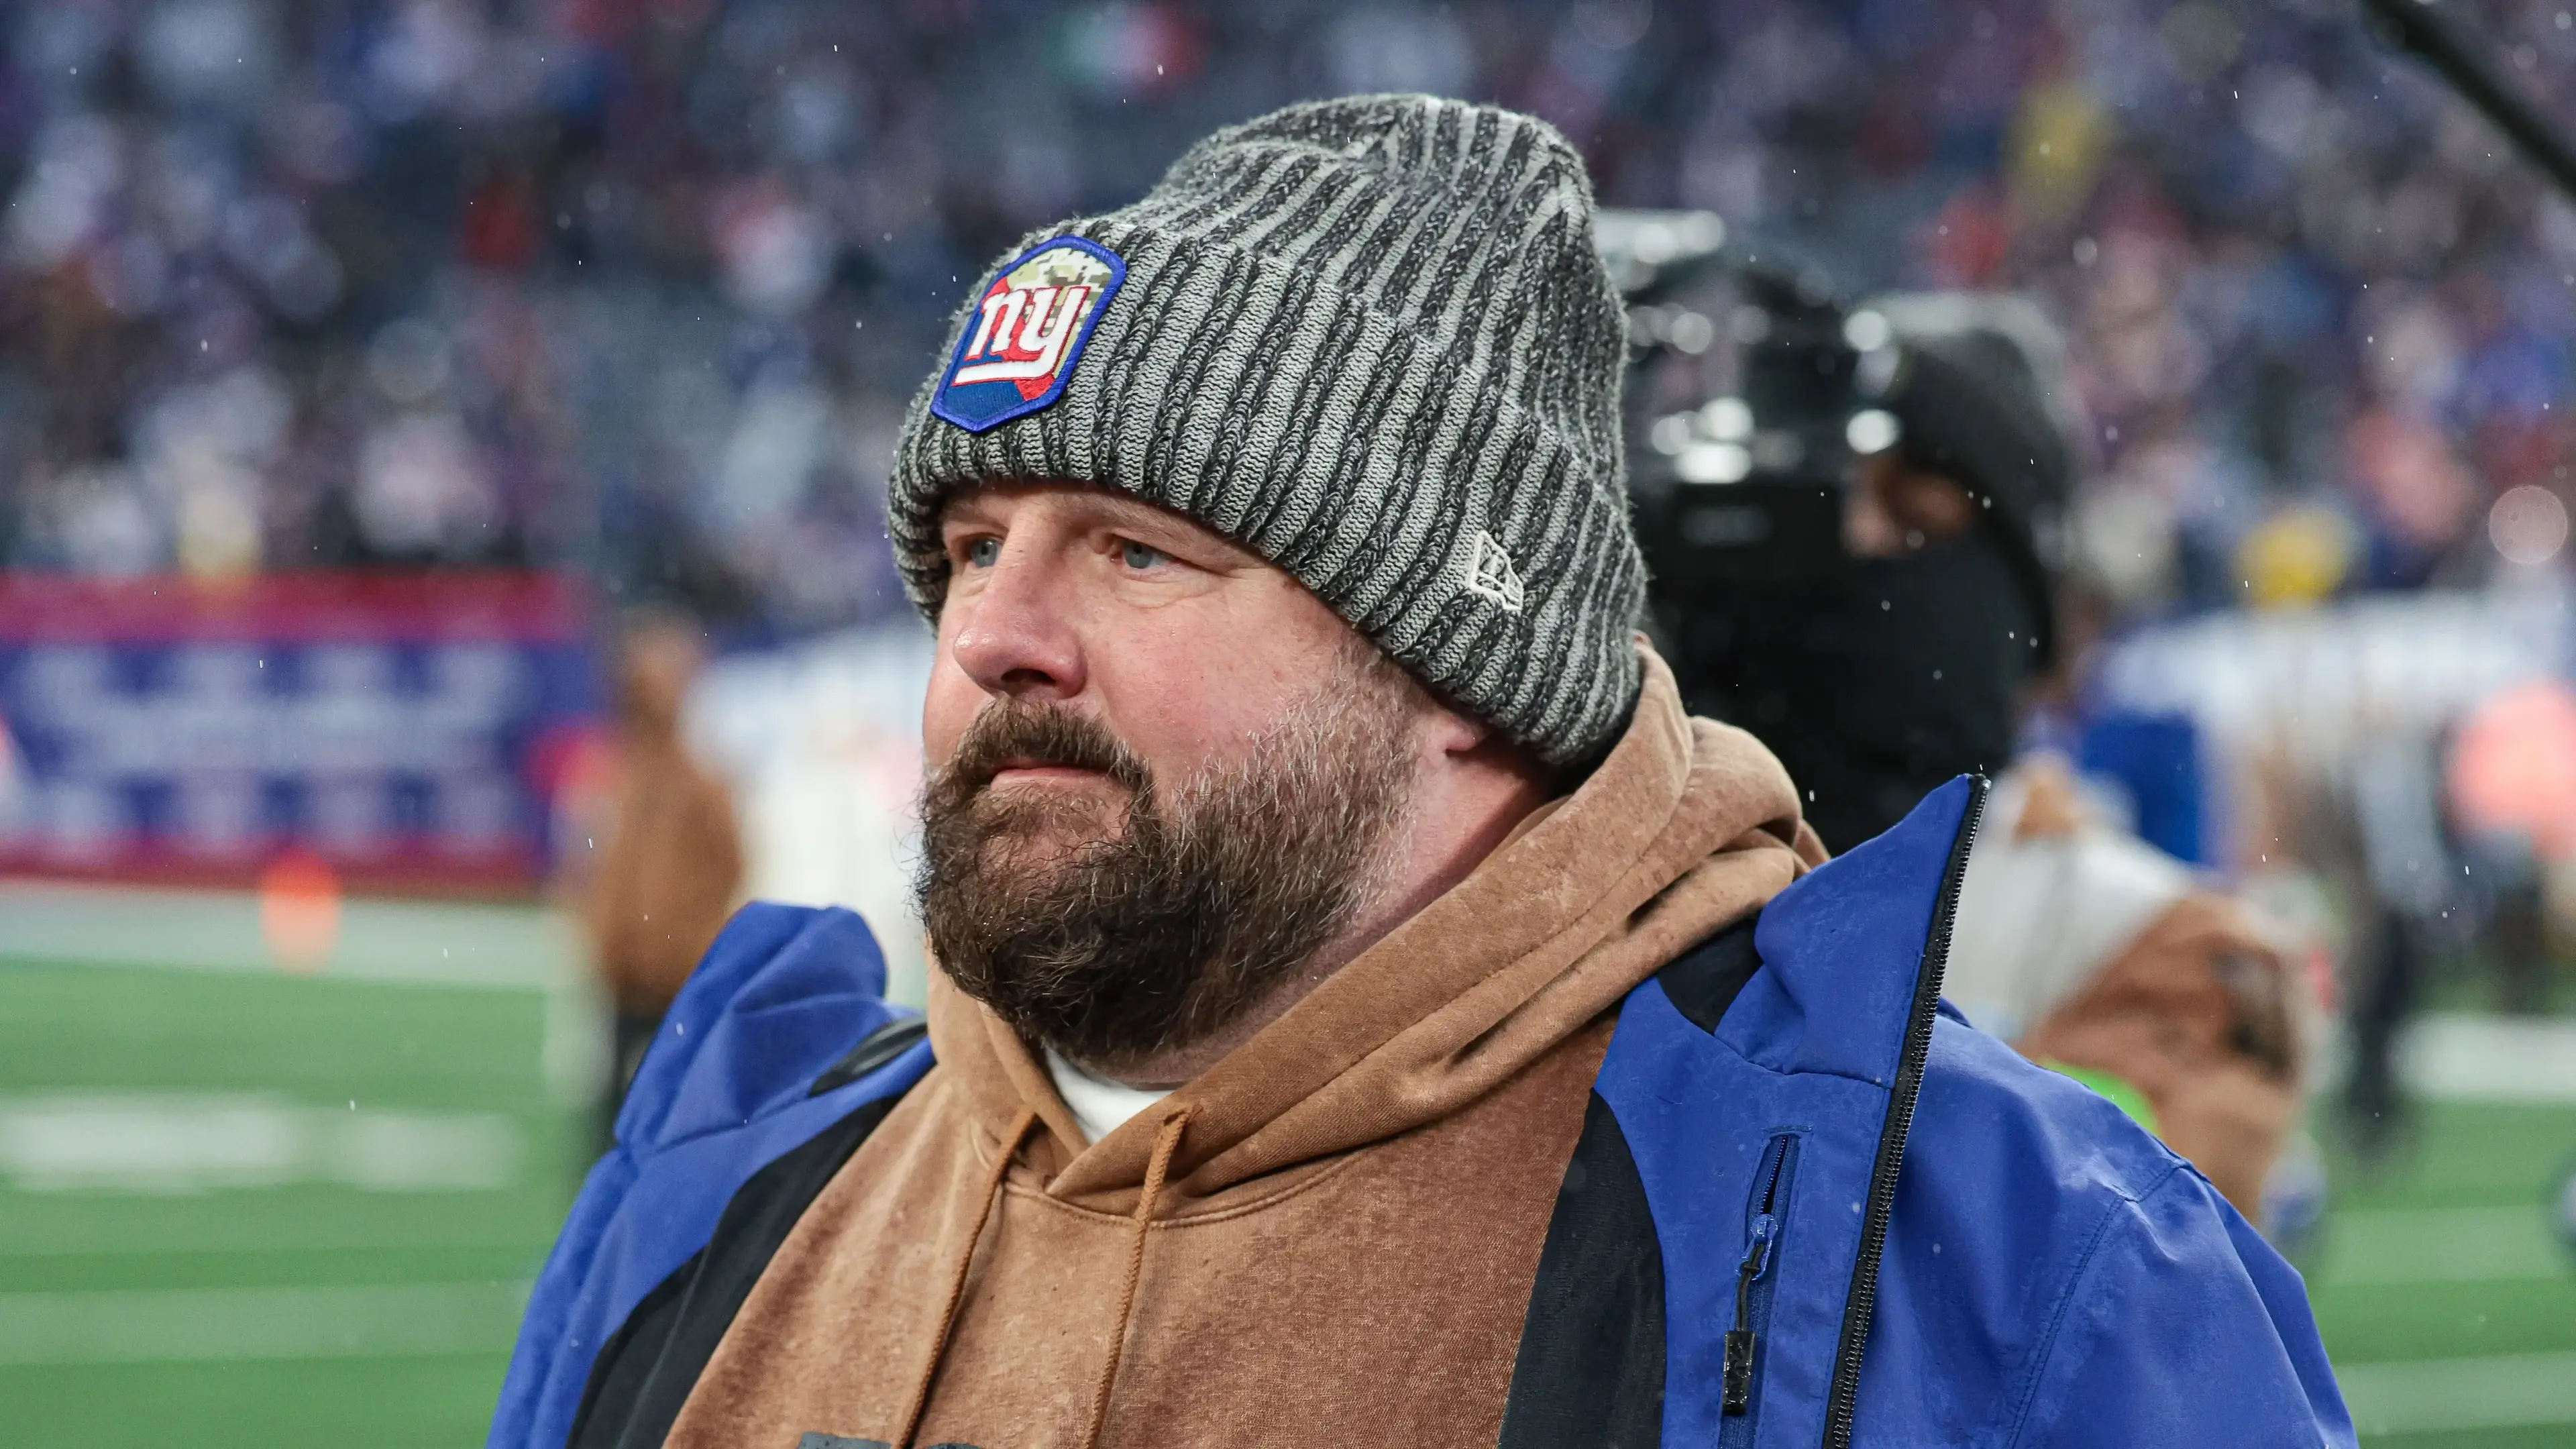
[949,553,1087,702]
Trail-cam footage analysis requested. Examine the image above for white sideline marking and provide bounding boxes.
[0,879,579,990]
[2320,1204,2573,1287]
[0,879,610,1104]
[2339,1350,2576,1434]
[0,1281,527,1365]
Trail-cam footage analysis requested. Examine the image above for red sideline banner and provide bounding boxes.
[0,572,599,898]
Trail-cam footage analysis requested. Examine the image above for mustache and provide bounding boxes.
[929,700,1154,807]
[916,678,1419,1073]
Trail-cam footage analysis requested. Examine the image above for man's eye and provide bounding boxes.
[963,537,1001,568]
[1119,539,1170,571]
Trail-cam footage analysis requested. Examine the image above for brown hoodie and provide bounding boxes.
[666,649,1822,1449]
[580,731,745,1016]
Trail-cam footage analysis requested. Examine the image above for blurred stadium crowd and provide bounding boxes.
[3,0,2573,639]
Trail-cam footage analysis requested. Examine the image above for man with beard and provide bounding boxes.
[494,97,2350,1449]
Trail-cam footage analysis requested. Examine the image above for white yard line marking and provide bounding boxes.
[0,1219,554,1258]
[0,1282,528,1365]
[2397,1014,2576,1105]
[2339,1350,2576,1435]
[0,1092,525,1195]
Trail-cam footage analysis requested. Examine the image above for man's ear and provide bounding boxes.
[1424,702,1493,761]
[1432,706,1558,790]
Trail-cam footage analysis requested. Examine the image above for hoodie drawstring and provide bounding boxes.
[894,1106,1039,1449]
[1080,1104,1193,1449]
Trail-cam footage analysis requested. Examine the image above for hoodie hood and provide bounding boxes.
[928,641,1825,1212]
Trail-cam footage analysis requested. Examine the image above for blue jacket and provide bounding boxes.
[493,777,2353,1448]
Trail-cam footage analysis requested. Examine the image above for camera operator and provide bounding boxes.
[1659,293,2070,855]
[1625,253,2316,1224]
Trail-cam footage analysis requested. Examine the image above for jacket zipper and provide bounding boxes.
[1821,774,1988,1449]
[1721,1132,1802,1436]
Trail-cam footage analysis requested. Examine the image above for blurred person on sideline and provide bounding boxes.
[2339,724,2456,1161]
[1669,294,2320,1224]
[564,615,745,1146]
[2450,681,2576,1014]
[493,99,2349,1449]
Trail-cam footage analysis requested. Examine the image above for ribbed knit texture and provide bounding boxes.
[889,94,1645,765]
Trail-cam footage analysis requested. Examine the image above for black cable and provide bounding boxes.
[2358,0,2576,205]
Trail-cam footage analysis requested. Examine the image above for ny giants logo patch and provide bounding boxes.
[930,237,1126,433]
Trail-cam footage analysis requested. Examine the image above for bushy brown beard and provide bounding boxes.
[916,653,1420,1074]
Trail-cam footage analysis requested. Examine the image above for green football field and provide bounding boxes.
[0,885,590,1448]
[1,885,2571,1446]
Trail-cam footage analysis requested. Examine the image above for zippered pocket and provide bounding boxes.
[1719,1132,1803,1443]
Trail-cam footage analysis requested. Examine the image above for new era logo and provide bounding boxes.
[930,237,1126,433]
[1464,530,1525,612]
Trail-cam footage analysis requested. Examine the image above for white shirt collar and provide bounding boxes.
[1042,1047,1174,1146]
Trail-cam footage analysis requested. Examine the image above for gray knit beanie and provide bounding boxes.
[888,94,1644,765]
